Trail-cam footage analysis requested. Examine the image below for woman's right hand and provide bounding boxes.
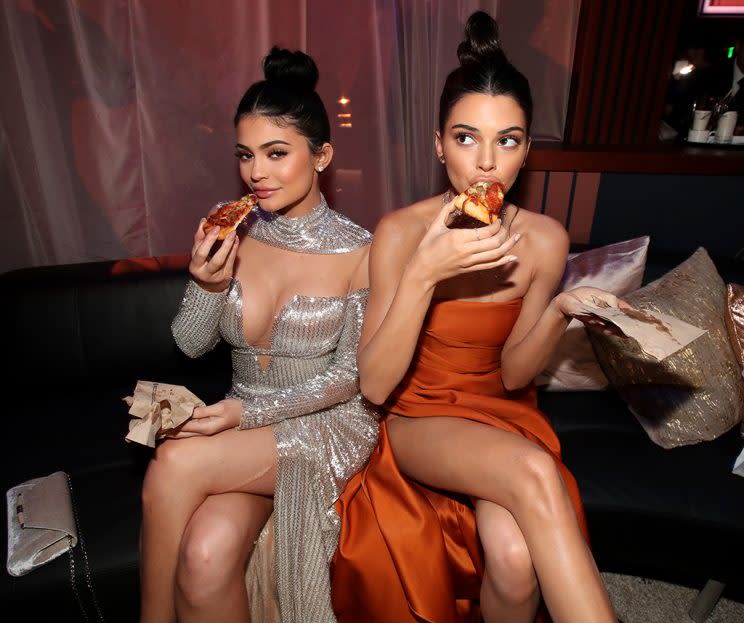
[189,220,239,292]
[408,199,520,287]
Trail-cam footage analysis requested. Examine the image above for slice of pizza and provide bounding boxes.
[449,181,505,228]
[202,194,258,239]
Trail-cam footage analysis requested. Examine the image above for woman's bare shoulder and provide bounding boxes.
[373,196,441,248]
[515,209,569,255]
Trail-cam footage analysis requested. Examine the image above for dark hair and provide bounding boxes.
[234,47,330,152]
[439,11,533,133]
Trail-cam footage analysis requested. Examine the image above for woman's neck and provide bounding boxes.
[278,187,323,218]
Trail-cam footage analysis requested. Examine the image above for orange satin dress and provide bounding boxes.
[331,298,589,623]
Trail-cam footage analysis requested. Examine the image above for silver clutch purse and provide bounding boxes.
[6,471,77,576]
[6,471,106,621]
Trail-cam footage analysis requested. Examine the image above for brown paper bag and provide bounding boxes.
[574,302,707,361]
[123,381,205,447]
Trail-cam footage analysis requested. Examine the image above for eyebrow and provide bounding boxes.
[235,140,291,151]
[450,124,525,135]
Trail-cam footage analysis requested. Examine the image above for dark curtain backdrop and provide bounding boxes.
[0,0,579,273]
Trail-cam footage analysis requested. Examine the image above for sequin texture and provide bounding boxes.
[588,248,744,448]
[171,205,378,623]
[245,193,371,254]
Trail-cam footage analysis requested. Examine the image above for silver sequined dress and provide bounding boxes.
[171,199,379,622]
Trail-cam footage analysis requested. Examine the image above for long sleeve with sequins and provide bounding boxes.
[171,280,228,358]
[237,289,368,429]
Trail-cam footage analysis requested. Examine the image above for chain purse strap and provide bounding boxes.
[65,474,106,623]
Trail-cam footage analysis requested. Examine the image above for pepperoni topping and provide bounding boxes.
[205,194,257,228]
[485,181,505,212]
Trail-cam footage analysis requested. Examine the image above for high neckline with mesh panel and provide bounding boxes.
[244,194,371,254]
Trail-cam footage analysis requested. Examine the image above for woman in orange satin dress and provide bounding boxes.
[331,12,621,623]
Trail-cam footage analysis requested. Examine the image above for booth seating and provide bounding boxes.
[2,250,743,621]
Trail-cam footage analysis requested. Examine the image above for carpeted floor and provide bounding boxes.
[602,573,744,623]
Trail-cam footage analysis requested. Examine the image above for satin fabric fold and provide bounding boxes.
[331,299,588,622]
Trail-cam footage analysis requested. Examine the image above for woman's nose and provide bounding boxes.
[251,160,267,181]
[477,146,496,172]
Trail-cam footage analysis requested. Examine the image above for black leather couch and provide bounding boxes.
[2,250,743,622]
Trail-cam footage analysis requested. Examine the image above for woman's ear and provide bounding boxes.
[434,131,445,163]
[315,143,334,172]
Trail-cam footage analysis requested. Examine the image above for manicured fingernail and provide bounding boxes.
[506,255,518,262]
[514,233,521,242]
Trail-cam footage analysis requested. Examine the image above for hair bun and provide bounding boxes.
[457,11,506,66]
[263,46,319,92]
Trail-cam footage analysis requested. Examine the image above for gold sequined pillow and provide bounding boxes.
[725,283,744,371]
[588,248,744,449]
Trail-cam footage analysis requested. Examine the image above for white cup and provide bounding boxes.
[715,111,738,144]
[692,109,712,130]
[687,128,711,143]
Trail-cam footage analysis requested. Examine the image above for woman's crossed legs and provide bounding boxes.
[386,415,616,623]
[140,426,277,623]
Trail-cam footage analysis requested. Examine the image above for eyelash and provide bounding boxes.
[455,132,475,145]
[500,135,521,147]
[453,132,522,148]
[233,149,288,161]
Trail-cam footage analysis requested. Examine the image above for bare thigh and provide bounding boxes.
[152,426,278,497]
[386,415,550,510]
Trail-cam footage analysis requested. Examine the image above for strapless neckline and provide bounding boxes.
[431,297,523,306]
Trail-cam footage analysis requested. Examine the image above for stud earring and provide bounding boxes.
[317,166,324,172]
[439,156,445,164]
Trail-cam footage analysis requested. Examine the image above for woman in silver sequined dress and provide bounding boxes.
[139,47,379,623]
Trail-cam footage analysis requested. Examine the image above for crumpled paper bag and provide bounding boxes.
[574,301,707,361]
[123,381,204,447]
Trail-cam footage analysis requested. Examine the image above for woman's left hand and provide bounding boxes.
[168,398,242,438]
[553,286,632,335]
